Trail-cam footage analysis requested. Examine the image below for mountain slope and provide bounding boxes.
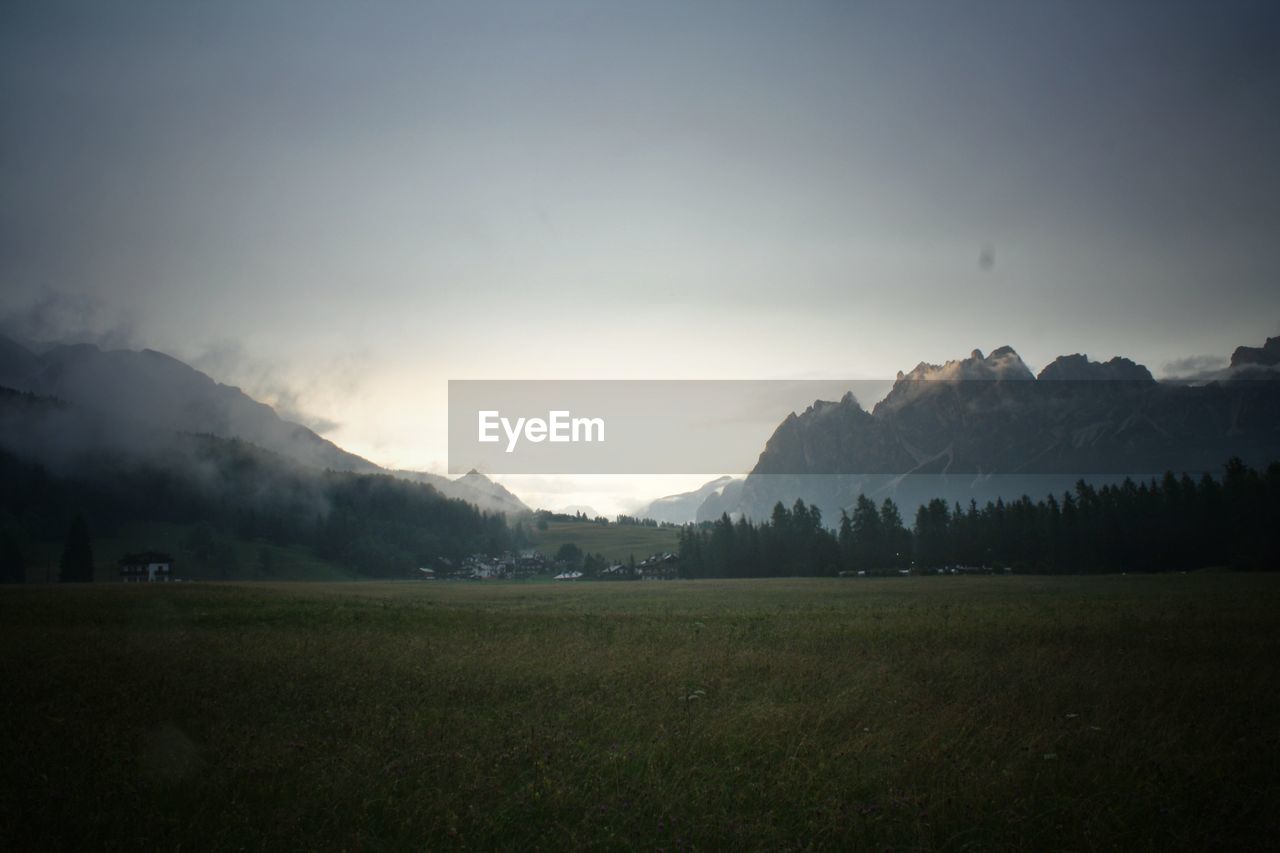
[0,387,515,578]
[0,335,378,473]
[391,469,530,517]
[0,336,530,516]
[636,476,741,524]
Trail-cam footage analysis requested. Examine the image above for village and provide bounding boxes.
[108,546,682,583]
[420,550,680,582]
[113,550,1007,583]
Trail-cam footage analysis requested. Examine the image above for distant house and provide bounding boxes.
[417,567,436,580]
[514,552,547,578]
[638,553,679,580]
[553,570,583,581]
[469,561,501,580]
[120,551,174,583]
[950,565,995,576]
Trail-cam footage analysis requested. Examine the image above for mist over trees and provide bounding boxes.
[0,435,515,580]
[678,459,1280,577]
[4,424,1278,581]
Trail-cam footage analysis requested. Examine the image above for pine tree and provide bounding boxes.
[59,514,94,582]
[838,509,855,571]
[850,495,881,571]
[913,498,950,569]
[0,530,25,584]
[879,498,909,568]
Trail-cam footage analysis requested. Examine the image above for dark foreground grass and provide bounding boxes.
[2,575,1278,850]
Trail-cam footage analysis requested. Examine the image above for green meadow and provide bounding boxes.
[2,575,1277,850]
[530,519,681,562]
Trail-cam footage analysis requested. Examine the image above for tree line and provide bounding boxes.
[677,458,1280,577]
[0,436,516,582]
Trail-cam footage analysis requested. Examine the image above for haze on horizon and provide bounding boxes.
[3,0,1279,514]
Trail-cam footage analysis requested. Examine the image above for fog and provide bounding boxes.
[3,1,1279,512]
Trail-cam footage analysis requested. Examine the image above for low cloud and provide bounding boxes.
[0,289,139,351]
[187,340,360,436]
[1160,354,1229,379]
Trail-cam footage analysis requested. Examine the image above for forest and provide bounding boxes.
[3,441,1278,582]
[677,458,1280,577]
[0,436,516,581]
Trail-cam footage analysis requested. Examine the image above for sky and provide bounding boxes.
[3,1,1279,514]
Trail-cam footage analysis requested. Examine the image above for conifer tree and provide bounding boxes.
[0,530,25,584]
[59,514,94,582]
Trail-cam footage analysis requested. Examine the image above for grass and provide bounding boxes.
[2,574,1278,850]
[531,519,681,561]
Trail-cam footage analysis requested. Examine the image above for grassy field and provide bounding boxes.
[2,575,1278,850]
[530,519,681,561]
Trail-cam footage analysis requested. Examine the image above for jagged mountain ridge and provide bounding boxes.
[1230,336,1280,368]
[727,342,1280,523]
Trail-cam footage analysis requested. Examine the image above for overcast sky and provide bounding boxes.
[3,1,1279,512]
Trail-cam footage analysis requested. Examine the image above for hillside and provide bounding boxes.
[0,390,515,580]
[0,336,528,516]
[530,520,680,562]
[390,468,530,517]
[0,335,379,473]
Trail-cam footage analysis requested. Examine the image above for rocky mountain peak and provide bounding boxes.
[1037,353,1154,382]
[895,346,1033,384]
[876,346,1033,415]
[1230,336,1280,368]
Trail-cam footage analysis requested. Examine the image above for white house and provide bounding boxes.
[120,551,174,583]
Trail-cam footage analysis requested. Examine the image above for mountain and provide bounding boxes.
[0,389,515,579]
[1230,336,1280,368]
[0,336,530,516]
[730,342,1280,522]
[0,335,378,473]
[0,336,41,388]
[452,469,528,515]
[695,478,745,523]
[558,504,600,518]
[636,476,743,524]
[389,469,530,517]
[1037,353,1154,382]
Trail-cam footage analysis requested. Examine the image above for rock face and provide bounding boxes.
[1037,354,1154,382]
[729,343,1280,522]
[1230,336,1280,368]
